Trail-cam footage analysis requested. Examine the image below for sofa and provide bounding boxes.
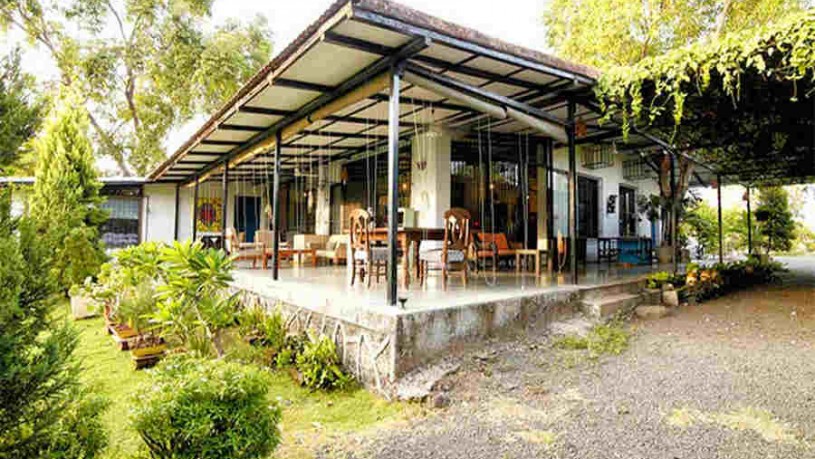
[315,234,349,265]
[293,234,329,251]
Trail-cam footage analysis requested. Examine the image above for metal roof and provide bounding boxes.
[148,0,615,184]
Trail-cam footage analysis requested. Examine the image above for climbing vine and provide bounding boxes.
[596,11,815,141]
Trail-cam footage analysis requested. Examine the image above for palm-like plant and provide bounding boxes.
[153,241,237,357]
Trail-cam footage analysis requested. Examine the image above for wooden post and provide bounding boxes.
[386,66,402,306]
[567,100,578,284]
[717,175,723,263]
[272,131,282,280]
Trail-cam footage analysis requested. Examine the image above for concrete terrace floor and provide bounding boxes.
[312,256,815,459]
[232,261,669,317]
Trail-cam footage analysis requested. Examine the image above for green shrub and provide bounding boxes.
[130,356,281,459]
[237,306,287,352]
[295,334,352,391]
[646,271,684,289]
[274,333,307,369]
[687,256,786,302]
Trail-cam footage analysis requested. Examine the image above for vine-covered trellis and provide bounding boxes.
[595,11,815,186]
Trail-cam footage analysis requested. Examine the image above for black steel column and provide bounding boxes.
[272,131,282,280]
[546,139,554,271]
[670,154,677,272]
[567,100,578,284]
[221,163,229,250]
[717,175,724,263]
[522,138,529,249]
[192,176,199,241]
[746,186,753,255]
[386,66,402,306]
[173,183,180,240]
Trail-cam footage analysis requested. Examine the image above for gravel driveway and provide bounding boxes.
[321,257,815,459]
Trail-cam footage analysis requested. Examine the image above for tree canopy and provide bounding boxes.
[543,0,807,69]
[1,0,273,176]
[595,11,815,185]
[0,49,43,174]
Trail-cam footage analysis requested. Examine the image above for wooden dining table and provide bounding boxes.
[368,227,445,288]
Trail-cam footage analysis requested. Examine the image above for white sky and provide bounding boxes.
[2,0,548,171]
[4,0,814,228]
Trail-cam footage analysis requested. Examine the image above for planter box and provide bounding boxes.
[131,343,167,358]
[70,293,97,320]
[131,343,167,370]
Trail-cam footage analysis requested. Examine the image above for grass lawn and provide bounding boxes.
[71,311,417,458]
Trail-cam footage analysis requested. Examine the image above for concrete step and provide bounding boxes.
[581,279,645,301]
[581,292,642,319]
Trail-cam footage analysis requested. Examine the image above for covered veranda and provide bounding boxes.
[148,0,667,308]
[595,11,815,263]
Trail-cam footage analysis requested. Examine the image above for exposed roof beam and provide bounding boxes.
[405,62,566,127]
[324,31,543,91]
[351,9,594,85]
[182,36,431,185]
[273,78,333,93]
[200,139,244,146]
[220,124,265,132]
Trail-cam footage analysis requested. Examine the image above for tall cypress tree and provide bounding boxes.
[0,194,107,459]
[754,187,796,254]
[29,94,107,290]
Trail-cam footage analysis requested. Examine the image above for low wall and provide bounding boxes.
[393,289,581,376]
[233,284,587,396]
[235,288,399,394]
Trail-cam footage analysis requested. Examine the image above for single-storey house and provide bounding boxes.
[3,0,687,389]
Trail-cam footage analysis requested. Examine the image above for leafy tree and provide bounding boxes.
[543,0,806,68]
[754,186,795,253]
[29,95,107,290]
[0,49,43,174]
[0,195,107,459]
[1,0,273,175]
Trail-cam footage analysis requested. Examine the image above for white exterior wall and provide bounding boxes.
[143,183,177,243]
[551,147,661,260]
[410,129,452,228]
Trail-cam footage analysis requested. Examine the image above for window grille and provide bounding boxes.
[580,143,615,169]
[623,158,652,181]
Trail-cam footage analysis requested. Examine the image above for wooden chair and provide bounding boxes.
[419,208,471,289]
[225,228,262,268]
[349,209,387,287]
[473,232,523,269]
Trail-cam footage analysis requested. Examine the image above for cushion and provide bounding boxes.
[419,249,465,263]
[478,233,510,250]
[353,247,388,261]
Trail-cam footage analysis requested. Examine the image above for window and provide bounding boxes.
[101,197,141,248]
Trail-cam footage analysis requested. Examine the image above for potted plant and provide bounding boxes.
[68,279,98,320]
[118,281,166,368]
[638,194,673,263]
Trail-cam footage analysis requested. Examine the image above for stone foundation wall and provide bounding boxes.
[393,289,581,376]
[234,284,600,395]
[235,289,398,395]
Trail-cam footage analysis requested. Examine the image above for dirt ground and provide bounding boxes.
[319,257,815,459]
